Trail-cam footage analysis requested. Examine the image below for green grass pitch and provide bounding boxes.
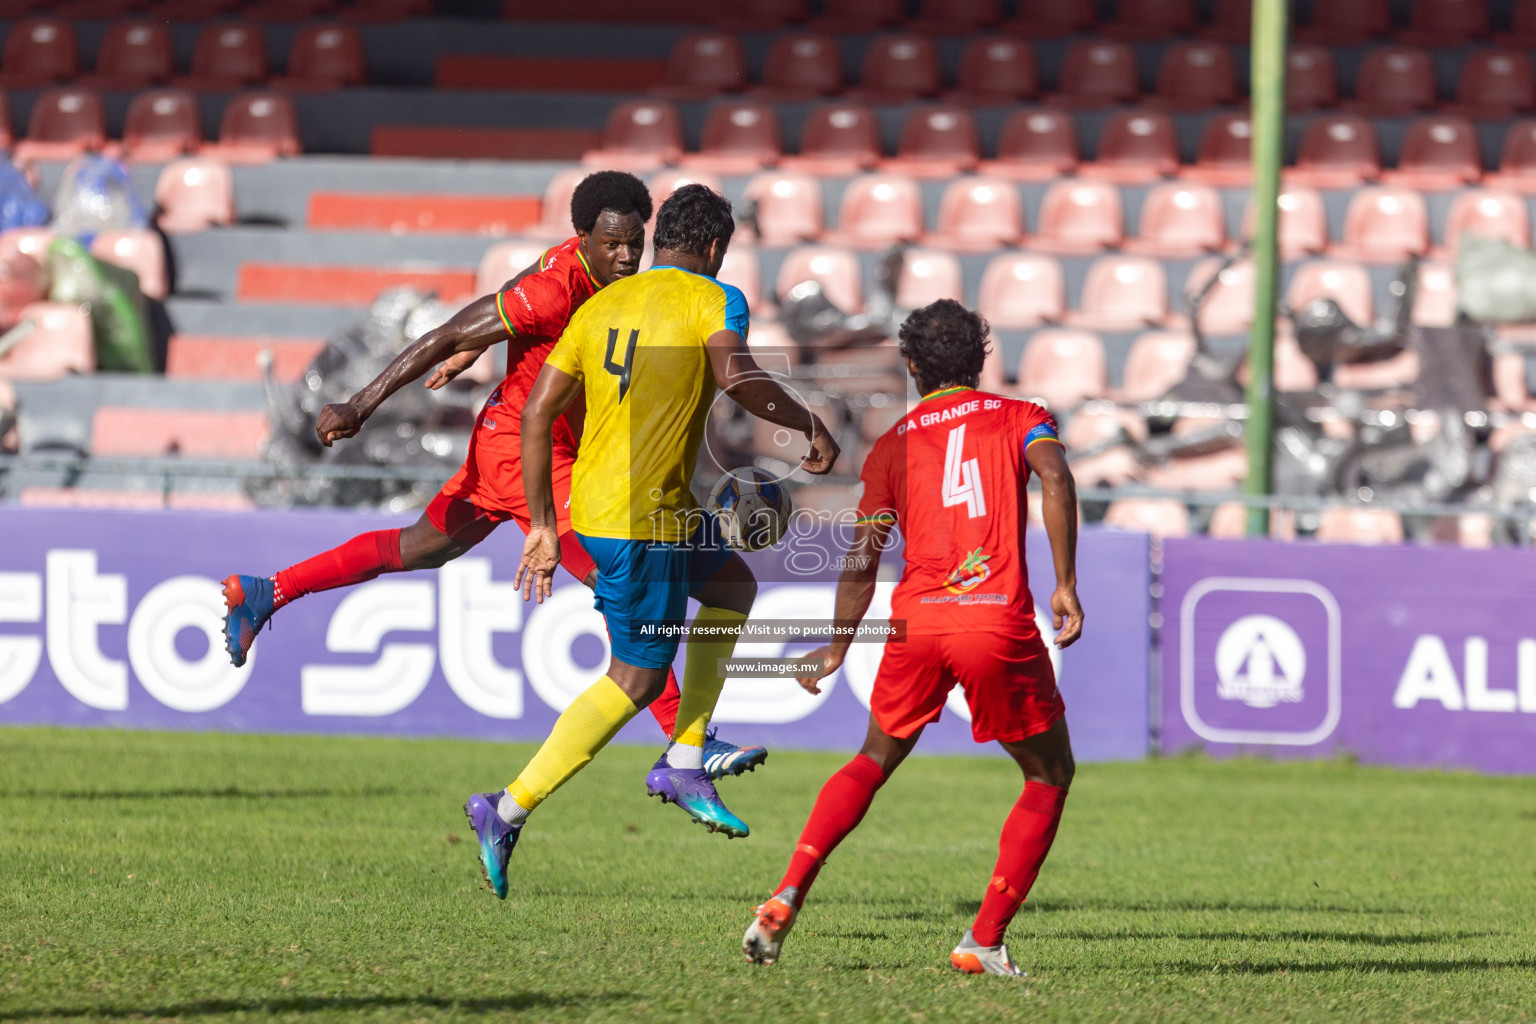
[2,727,1535,1023]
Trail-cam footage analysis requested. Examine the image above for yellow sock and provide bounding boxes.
[673,607,748,749]
[506,675,638,813]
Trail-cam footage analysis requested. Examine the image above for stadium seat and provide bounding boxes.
[1412,259,1457,325]
[1497,0,1536,44]
[1145,445,1248,493]
[89,230,168,301]
[0,301,93,381]
[121,89,202,163]
[274,24,365,90]
[851,34,941,104]
[1315,506,1405,545]
[1380,116,1482,189]
[1286,45,1339,112]
[1104,0,1194,38]
[754,32,842,101]
[776,245,863,312]
[1102,498,1191,538]
[1149,42,1238,109]
[580,101,683,172]
[1330,186,1430,263]
[823,174,923,249]
[12,88,106,165]
[1185,257,1255,335]
[1051,40,1139,107]
[1287,116,1381,187]
[246,0,340,20]
[1016,328,1107,410]
[1331,344,1422,391]
[977,252,1065,328]
[91,407,271,459]
[779,103,880,176]
[0,227,55,266]
[1208,502,1297,540]
[1438,189,1530,256]
[925,177,1024,252]
[1271,327,1321,392]
[152,0,244,18]
[1124,182,1225,258]
[653,33,747,99]
[525,167,585,240]
[1450,50,1534,118]
[183,23,268,91]
[82,20,173,90]
[647,170,725,233]
[1287,259,1375,325]
[1488,119,1536,191]
[0,95,10,150]
[1400,0,1490,45]
[1184,112,1252,186]
[742,171,823,246]
[1345,47,1437,116]
[1491,344,1534,410]
[205,92,301,163]
[54,0,138,17]
[716,242,763,314]
[948,37,1036,105]
[810,0,902,33]
[910,0,1000,34]
[475,240,547,296]
[1296,0,1392,44]
[682,103,782,174]
[1117,329,1196,402]
[893,248,964,309]
[154,158,235,234]
[0,18,77,88]
[881,106,979,178]
[1079,111,1180,183]
[1240,186,1329,258]
[713,0,807,31]
[1066,255,1169,330]
[978,108,1078,181]
[1005,0,1093,37]
[1060,406,1149,488]
[1030,179,1123,254]
[1200,0,1252,42]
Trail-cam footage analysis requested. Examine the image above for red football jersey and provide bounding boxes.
[477,236,600,452]
[856,386,1061,637]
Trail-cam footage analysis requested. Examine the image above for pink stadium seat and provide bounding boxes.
[84,20,173,89]
[1124,182,1224,258]
[1060,407,1149,489]
[754,32,842,101]
[1287,260,1375,326]
[776,245,863,313]
[852,34,941,104]
[1287,116,1381,188]
[1241,186,1329,258]
[742,171,822,246]
[275,24,365,90]
[1345,47,1437,116]
[1080,111,1180,183]
[779,103,880,176]
[1103,498,1191,538]
[948,36,1037,105]
[925,177,1023,252]
[1491,344,1534,410]
[1017,328,1107,410]
[1488,119,1536,191]
[1200,0,1252,42]
[91,407,271,460]
[525,167,585,241]
[977,252,1065,328]
[1381,116,1482,190]
[881,106,979,178]
[1052,40,1138,107]
[1104,0,1195,38]
[1117,329,1196,402]
[1272,327,1321,392]
[1185,257,1255,335]
[0,18,76,88]
[824,174,923,249]
[716,242,763,314]
[1184,112,1251,186]
[1296,0,1392,44]
[205,92,300,163]
[475,240,547,296]
[1401,0,1489,44]
[654,33,747,99]
[1144,445,1248,493]
[1150,41,1237,109]
[155,158,235,234]
[1286,46,1339,112]
[1031,179,1123,254]
[682,103,782,175]
[1066,255,1169,330]
[90,230,168,301]
[1412,259,1457,325]
[0,302,92,381]
[911,0,1000,34]
[184,23,268,90]
[811,0,902,33]
[978,108,1078,181]
[1315,506,1405,545]
[1451,50,1534,118]
[894,248,964,309]
[1209,502,1298,541]
[1005,0,1094,37]
[121,89,202,163]
[0,227,55,265]
[1438,189,1530,256]
[581,101,683,172]
[1331,186,1430,263]
[13,88,106,164]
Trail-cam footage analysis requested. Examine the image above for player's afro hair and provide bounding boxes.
[653,183,735,258]
[897,299,991,394]
[570,171,653,234]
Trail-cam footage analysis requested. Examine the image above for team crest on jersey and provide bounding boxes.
[944,547,992,594]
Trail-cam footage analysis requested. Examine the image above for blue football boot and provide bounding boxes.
[645,753,750,838]
[221,574,274,669]
[464,792,522,899]
[702,729,768,781]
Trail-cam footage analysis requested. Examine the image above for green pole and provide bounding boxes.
[1244,0,1287,537]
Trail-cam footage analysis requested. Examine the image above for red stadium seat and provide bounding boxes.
[1183,112,1251,186]
[150,0,243,18]
[1380,116,1482,189]
[121,89,202,163]
[1488,119,1536,191]
[648,170,724,233]
[1124,182,1225,258]
[1331,186,1430,262]
[654,33,747,99]
[1287,260,1375,326]
[0,93,10,150]
[978,107,1078,181]
[1200,0,1252,42]
[91,407,271,460]
[1438,189,1530,256]
[977,252,1065,328]
[83,20,173,90]
[910,0,999,34]
[0,18,76,88]
[811,0,902,33]
[779,103,880,176]
[1316,507,1404,545]
[275,24,365,90]
[0,302,93,381]
[1149,42,1238,110]
[1345,47,1436,116]
[852,34,941,104]
[1296,0,1392,44]
[476,240,547,296]
[526,167,586,240]
[713,0,808,32]
[1185,257,1255,335]
[205,91,301,163]
[154,158,234,234]
[949,36,1037,106]
[1080,111,1179,183]
[742,171,822,246]
[13,88,106,164]
[1117,329,1196,402]
[1066,255,1169,330]
[1287,116,1381,187]
[1241,186,1329,258]
[716,241,763,315]
[1031,179,1123,254]
[824,174,923,249]
[1004,0,1093,37]
[1103,0,1195,40]
[881,106,979,178]
[1450,50,1533,118]
[1400,0,1489,45]
[681,102,782,174]
[1208,502,1297,540]
[1103,498,1191,539]
[776,245,863,312]
[54,0,138,16]
[894,248,963,309]
[1286,46,1338,112]
[1497,0,1536,44]
[1016,328,1107,410]
[925,177,1023,252]
[90,229,168,301]
[580,101,683,172]
[1051,40,1139,107]
[754,32,841,101]
[1412,259,1457,326]
[184,23,268,90]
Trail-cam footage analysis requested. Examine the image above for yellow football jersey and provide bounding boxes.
[545,265,750,541]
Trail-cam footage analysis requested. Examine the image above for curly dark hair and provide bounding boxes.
[897,299,991,394]
[653,183,735,257]
[569,171,653,234]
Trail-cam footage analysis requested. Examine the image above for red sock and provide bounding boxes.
[776,754,887,904]
[648,668,681,736]
[271,529,404,611]
[971,782,1068,947]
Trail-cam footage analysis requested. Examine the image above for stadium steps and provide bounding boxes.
[166,334,325,381]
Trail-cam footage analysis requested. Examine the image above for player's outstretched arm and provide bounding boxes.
[704,330,841,475]
[516,362,582,604]
[797,520,893,693]
[1026,439,1084,649]
[315,292,509,447]
[424,264,546,390]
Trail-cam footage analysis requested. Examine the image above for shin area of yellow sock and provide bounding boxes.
[507,675,638,811]
[673,607,748,748]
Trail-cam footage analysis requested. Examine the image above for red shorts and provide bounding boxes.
[870,631,1064,744]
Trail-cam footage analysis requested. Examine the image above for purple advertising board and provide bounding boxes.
[1161,536,1536,774]
[0,508,1150,760]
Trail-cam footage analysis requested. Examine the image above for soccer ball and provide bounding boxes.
[708,468,794,552]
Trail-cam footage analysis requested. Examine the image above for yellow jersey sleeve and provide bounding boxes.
[544,329,585,380]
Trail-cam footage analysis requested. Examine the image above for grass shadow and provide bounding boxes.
[0,991,636,1020]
